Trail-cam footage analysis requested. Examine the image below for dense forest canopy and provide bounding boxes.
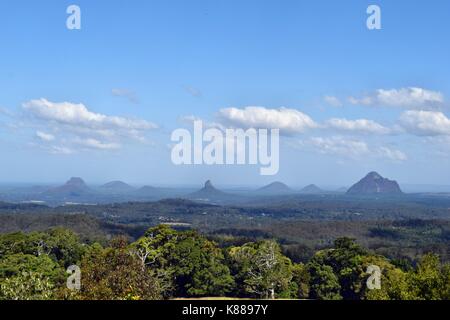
[0,195,449,300]
[0,225,449,300]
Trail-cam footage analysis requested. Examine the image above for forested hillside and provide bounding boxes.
[0,225,449,300]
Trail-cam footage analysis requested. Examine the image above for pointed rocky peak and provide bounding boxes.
[204,180,215,190]
[367,172,383,180]
[188,180,228,200]
[347,172,403,195]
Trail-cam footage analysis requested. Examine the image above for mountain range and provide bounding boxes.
[0,171,411,205]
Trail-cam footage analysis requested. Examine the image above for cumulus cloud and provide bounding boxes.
[325,118,391,135]
[218,106,318,134]
[111,88,139,104]
[23,99,156,131]
[304,136,407,161]
[349,87,444,109]
[399,110,450,136]
[324,96,343,107]
[186,106,396,137]
[22,98,157,154]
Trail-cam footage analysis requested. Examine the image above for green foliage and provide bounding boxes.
[291,263,310,299]
[360,255,413,300]
[307,238,366,300]
[0,272,54,300]
[0,253,62,281]
[131,226,233,297]
[0,229,85,268]
[170,233,234,297]
[308,258,342,300]
[77,236,161,300]
[410,253,447,300]
[228,240,293,299]
[0,227,448,300]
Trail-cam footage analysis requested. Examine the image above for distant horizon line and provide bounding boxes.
[1,180,450,191]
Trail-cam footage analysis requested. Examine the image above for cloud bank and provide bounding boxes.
[22,98,157,153]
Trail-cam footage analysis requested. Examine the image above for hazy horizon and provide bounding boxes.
[1,176,450,194]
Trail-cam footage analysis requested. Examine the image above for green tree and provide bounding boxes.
[306,238,368,300]
[0,232,31,257]
[229,240,293,299]
[78,236,161,300]
[131,226,233,298]
[0,272,54,300]
[291,263,310,299]
[410,253,445,300]
[360,255,415,300]
[308,258,342,300]
[167,231,234,297]
[0,253,62,281]
[0,253,61,300]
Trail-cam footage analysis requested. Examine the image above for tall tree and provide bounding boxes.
[229,240,293,299]
[77,236,161,300]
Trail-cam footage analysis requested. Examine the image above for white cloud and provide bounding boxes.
[218,106,318,134]
[377,87,443,107]
[305,136,406,161]
[22,98,157,154]
[36,131,55,142]
[349,87,444,109]
[188,107,393,137]
[324,96,343,107]
[348,96,373,106]
[399,110,450,136]
[23,99,156,131]
[111,88,139,104]
[325,118,391,135]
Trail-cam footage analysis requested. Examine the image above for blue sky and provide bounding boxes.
[0,0,449,187]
